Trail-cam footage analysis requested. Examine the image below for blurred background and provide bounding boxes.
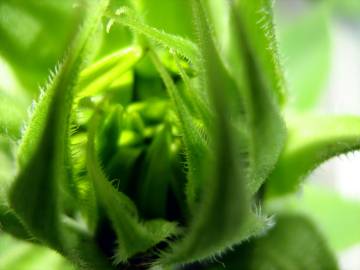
[275,0,360,269]
[0,0,359,269]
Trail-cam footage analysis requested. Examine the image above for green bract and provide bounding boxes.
[0,0,359,269]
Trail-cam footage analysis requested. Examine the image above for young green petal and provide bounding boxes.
[87,113,178,263]
[137,124,173,219]
[78,46,143,99]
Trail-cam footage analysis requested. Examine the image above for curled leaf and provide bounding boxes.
[267,115,360,196]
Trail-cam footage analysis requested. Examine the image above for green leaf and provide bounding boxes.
[87,113,178,263]
[0,205,32,241]
[0,234,74,270]
[0,139,29,240]
[137,124,173,219]
[108,7,200,63]
[267,184,360,251]
[267,115,360,196]
[156,1,267,266]
[105,145,143,194]
[201,0,286,195]
[172,53,212,130]
[227,0,287,194]
[98,105,123,165]
[205,214,338,270]
[149,49,209,210]
[9,0,110,250]
[276,3,331,111]
[230,0,287,105]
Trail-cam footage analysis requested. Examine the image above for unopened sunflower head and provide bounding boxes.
[1,1,359,270]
